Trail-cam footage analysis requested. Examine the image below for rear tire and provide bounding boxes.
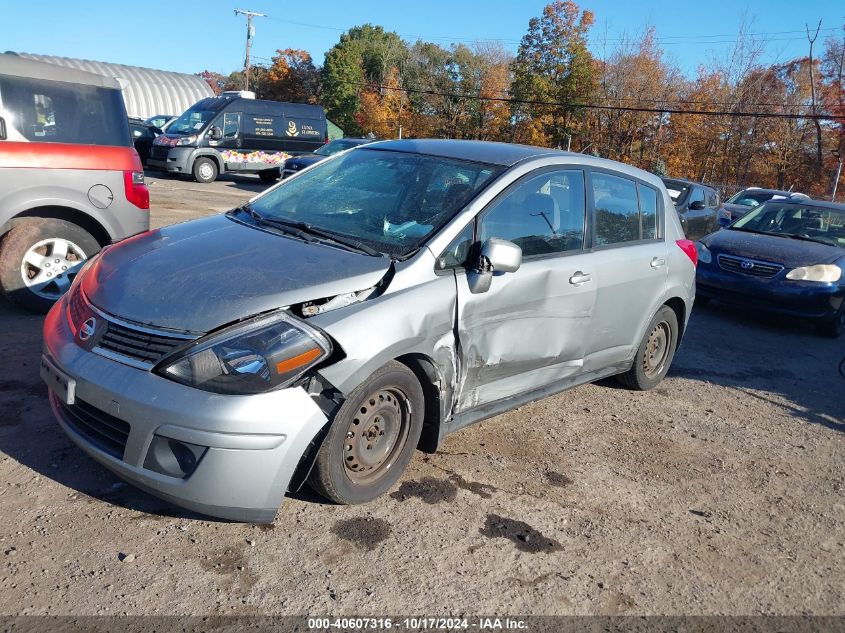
[308,361,425,504]
[616,305,679,391]
[0,219,100,313]
[192,157,218,183]
[258,168,279,183]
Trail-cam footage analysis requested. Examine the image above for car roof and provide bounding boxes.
[771,199,845,212]
[362,139,574,167]
[0,53,122,89]
[661,177,714,190]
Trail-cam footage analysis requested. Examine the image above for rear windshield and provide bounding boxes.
[0,74,130,146]
[249,148,503,257]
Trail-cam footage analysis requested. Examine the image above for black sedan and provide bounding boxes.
[696,199,845,337]
[129,121,160,164]
[281,137,376,179]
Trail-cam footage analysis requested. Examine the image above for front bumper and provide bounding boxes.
[697,263,844,320]
[41,300,328,522]
[147,147,193,174]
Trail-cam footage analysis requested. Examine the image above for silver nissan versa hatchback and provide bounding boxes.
[42,140,696,522]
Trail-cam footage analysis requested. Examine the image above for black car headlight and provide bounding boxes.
[155,311,331,395]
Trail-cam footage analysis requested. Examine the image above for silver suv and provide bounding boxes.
[42,140,696,522]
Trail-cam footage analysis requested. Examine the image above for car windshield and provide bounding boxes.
[663,180,690,203]
[727,190,786,207]
[248,148,502,257]
[167,107,216,135]
[732,203,845,247]
[315,140,362,156]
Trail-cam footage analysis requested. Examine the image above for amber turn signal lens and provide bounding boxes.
[275,347,323,375]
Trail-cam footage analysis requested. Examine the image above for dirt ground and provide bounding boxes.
[0,173,843,616]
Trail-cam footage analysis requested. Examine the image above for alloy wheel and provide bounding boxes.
[20,238,88,300]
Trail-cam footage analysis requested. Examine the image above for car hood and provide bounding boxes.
[701,229,844,269]
[82,214,391,332]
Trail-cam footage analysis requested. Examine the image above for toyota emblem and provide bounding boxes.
[740,260,754,270]
[79,317,97,341]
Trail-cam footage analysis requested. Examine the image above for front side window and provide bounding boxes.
[249,149,501,257]
[478,169,586,257]
[222,112,240,138]
[688,187,705,206]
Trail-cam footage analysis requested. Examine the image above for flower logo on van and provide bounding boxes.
[286,121,299,137]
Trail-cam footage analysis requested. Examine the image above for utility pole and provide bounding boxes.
[234,9,266,92]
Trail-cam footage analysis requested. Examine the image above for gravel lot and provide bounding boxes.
[0,173,843,616]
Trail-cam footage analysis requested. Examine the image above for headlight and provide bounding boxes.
[785,264,841,282]
[696,242,712,264]
[155,311,331,395]
[175,135,197,146]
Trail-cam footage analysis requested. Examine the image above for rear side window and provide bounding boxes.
[591,172,660,245]
[0,75,130,146]
[479,169,586,257]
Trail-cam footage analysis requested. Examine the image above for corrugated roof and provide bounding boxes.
[8,52,215,119]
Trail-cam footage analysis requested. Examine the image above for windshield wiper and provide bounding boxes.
[230,205,318,244]
[733,228,836,246]
[262,218,383,257]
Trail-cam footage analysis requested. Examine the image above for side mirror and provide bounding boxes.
[467,238,522,294]
[689,200,705,211]
[208,126,223,141]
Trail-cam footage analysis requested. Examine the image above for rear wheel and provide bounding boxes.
[192,157,218,183]
[308,361,424,504]
[0,219,99,313]
[258,168,280,183]
[617,305,679,391]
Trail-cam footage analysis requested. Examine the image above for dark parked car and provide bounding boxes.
[281,137,376,178]
[697,198,845,337]
[661,177,720,240]
[143,114,176,131]
[718,187,809,226]
[129,120,159,164]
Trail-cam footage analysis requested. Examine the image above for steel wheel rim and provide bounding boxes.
[643,320,671,378]
[198,162,214,179]
[343,387,411,485]
[20,238,88,300]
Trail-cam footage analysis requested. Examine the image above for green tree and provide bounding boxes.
[510,0,596,147]
[322,24,408,134]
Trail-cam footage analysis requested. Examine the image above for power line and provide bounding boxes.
[349,80,842,121]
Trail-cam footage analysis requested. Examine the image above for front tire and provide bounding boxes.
[308,361,425,504]
[0,219,99,313]
[818,303,845,338]
[192,157,218,183]
[616,305,679,391]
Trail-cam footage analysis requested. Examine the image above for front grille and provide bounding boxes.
[59,398,130,459]
[98,320,189,365]
[717,254,784,279]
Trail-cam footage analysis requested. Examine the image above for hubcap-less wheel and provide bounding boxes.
[343,388,410,485]
[642,320,671,378]
[20,238,87,300]
[198,162,214,180]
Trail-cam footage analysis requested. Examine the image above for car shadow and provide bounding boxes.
[666,302,844,433]
[1,294,842,525]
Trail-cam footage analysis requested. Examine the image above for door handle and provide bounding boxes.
[650,257,667,268]
[569,271,592,285]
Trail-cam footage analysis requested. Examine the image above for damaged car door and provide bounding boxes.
[452,168,596,412]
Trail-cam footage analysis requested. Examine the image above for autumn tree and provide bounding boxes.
[510,0,597,148]
[196,70,226,95]
[322,24,408,134]
[264,49,321,104]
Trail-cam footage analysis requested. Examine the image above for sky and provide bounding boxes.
[3,0,843,78]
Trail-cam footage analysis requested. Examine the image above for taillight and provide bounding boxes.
[676,239,698,267]
[124,170,150,210]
